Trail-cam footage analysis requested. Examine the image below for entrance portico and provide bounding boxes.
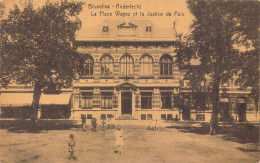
[116,82,137,117]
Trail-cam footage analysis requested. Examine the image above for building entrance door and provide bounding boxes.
[121,92,132,114]
[237,103,246,122]
[182,98,191,120]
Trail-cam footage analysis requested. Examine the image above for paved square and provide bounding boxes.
[0,124,258,163]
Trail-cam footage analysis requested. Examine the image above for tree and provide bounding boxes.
[177,0,259,134]
[0,0,85,126]
[229,1,259,113]
[0,2,4,18]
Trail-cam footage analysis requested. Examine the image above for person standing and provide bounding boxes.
[81,114,87,132]
[147,118,152,130]
[107,117,111,129]
[110,116,116,129]
[154,119,159,131]
[67,134,76,159]
[91,118,97,132]
[102,118,106,131]
[115,125,124,154]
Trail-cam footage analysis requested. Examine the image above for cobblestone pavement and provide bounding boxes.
[0,124,258,163]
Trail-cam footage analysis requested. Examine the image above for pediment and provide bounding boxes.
[116,81,137,90]
[117,22,138,29]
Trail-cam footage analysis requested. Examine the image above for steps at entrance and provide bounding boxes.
[117,114,137,120]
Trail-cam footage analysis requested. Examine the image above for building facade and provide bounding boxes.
[71,20,181,121]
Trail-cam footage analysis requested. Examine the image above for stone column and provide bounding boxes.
[113,88,119,109]
[73,88,81,109]
[93,61,100,83]
[172,88,180,110]
[71,88,80,119]
[134,62,140,84]
[153,88,161,109]
[114,61,120,78]
[134,88,141,119]
[93,88,101,109]
[112,88,119,119]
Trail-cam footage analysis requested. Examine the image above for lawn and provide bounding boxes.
[0,122,259,163]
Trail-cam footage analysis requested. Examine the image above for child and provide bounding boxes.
[110,116,116,129]
[107,117,111,129]
[102,118,106,131]
[67,134,76,159]
[151,119,155,130]
[154,119,159,131]
[115,125,123,154]
[147,119,152,130]
[91,118,97,132]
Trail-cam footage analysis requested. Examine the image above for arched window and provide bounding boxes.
[83,55,94,76]
[140,54,153,76]
[160,55,173,76]
[120,54,134,76]
[100,54,114,76]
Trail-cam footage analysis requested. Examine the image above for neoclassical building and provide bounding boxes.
[0,20,257,122]
[71,20,181,120]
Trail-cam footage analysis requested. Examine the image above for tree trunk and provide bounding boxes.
[209,14,222,135]
[31,81,42,129]
[254,96,259,113]
[251,85,259,113]
[209,81,220,135]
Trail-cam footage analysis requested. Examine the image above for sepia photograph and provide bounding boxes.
[0,0,259,162]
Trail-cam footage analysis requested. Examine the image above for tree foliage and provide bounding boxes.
[177,0,259,134]
[0,0,85,123]
[1,0,85,88]
[230,1,259,111]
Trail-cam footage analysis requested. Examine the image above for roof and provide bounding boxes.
[76,20,177,42]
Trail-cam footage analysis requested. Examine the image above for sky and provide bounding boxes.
[1,0,194,35]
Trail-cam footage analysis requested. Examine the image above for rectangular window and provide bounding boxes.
[183,80,190,88]
[247,98,254,104]
[83,58,93,76]
[147,114,153,120]
[87,114,93,119]
[107,114,113,118]
[101,92,113,109]
[146,27,151,32]
[141,114,146,120]
[173,95,180,107]
[101,114,106,119]
[82,93,93,109]
[160,63,172,76]
[161,92,172,109]
[141,92,152,109]
[161,114,166,120]
[167,114,173,120]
